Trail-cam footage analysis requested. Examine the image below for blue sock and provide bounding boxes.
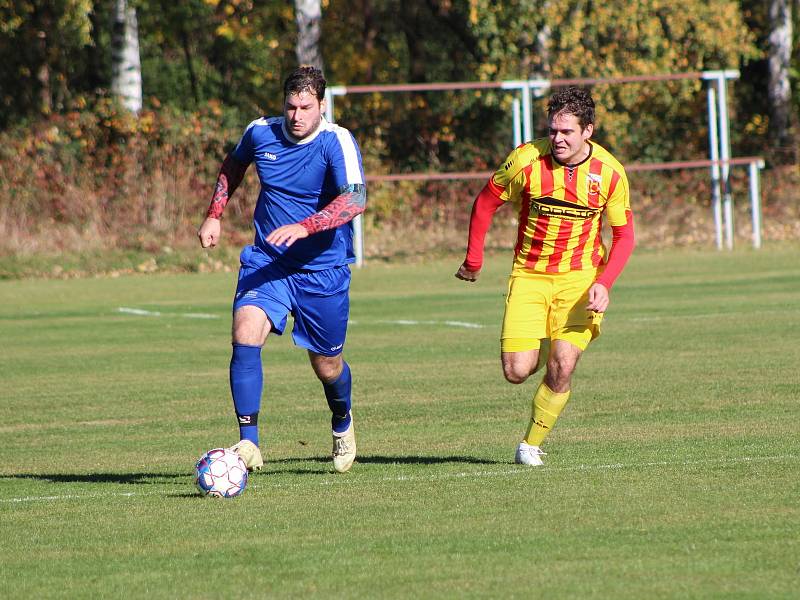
[229,343,263,446]
[323,361,352,434]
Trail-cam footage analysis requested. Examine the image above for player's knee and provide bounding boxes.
[544,343,581,388]
[502,364,530,385]
[232,307,269,346]
[232,326,265,347]
[310,353,343,383]
[544,360,575,391]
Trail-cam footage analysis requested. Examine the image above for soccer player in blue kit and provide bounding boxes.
[197,66,366,473]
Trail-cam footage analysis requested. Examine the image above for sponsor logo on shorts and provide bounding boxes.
[330,343,343,352]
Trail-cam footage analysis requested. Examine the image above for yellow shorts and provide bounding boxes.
[501,268,604,353]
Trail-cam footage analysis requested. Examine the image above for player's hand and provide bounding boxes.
[198,217,221,248]
[266,223,310,248]
[586,282,609,313]
[455,263,480,282]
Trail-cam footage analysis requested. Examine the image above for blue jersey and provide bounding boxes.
[232,116,365,271]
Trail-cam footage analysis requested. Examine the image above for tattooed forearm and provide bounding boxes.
[299,183,367,234]
[206,154,249,219]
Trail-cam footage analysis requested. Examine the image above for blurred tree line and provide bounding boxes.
[0,0,797,265]
[1,0,797,162]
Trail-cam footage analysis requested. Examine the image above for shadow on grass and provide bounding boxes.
[358,454,505,465]
[270,454,506,466]
[1,456,506,485]
[0,472,188,485]
[168,492,209,499]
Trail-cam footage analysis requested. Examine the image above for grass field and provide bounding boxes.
[1,246,798,599]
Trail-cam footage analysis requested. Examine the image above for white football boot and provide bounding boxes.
[514,442,546,466]
[332,419,356,473]
[229,439,264,471]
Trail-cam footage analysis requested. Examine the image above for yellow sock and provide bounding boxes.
[523,383,571,446]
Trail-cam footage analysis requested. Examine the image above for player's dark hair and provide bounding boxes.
[547,87,595,130]
[283,66,326,101]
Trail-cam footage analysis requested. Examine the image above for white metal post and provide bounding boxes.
[749,160,764,249]
[716,74,734,250]
[706,85,723,250]
[528,79,551,141]
[324,88,334,122]
[325,86,364,267]
[352,213,364,268]
[503,80,550,143]
[521,82,533,142]
[512,97,522,147]
[703,70,739,250]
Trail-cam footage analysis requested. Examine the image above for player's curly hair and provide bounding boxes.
[547,87,595,130]
[283,65,327,100]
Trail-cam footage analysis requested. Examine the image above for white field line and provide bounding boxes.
[117,307,219,319]
[376,319,484,329]
[2,454,796,504]
[117,309,482,328]
[118,307,161,316]
[628,309,794,323]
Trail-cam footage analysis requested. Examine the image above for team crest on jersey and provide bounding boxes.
[587,173,602,197]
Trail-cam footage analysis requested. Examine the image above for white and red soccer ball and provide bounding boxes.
[195,448,248,498]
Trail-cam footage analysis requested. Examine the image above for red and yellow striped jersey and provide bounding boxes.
[490,139,631,274]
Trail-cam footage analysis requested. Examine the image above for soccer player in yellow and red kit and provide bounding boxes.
[455,87,635,465]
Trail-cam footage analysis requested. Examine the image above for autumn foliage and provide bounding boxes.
[0,0,797,271]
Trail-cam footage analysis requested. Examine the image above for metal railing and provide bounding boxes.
[323,72,757,264]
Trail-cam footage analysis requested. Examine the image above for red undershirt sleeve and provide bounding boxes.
[298,184,367,234]
[464,181,505,272]
[206,154,248,219]
[595,212,635,289]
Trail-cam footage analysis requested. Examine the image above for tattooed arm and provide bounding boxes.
[207,154,249,219]
[265,183,367,248]
[198,154,249,248]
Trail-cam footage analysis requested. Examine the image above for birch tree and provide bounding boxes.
[767,0,794,154]
[111,0,142,113]
[294,0,323,70]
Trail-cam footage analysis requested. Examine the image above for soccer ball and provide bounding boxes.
[195,448,248,498]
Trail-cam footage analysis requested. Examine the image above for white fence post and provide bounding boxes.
[749,160,764,249]
[325,86,364,267]
[706,85,723,250]
[512,97,522,147]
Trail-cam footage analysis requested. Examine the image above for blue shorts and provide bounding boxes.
[233,250,351,357]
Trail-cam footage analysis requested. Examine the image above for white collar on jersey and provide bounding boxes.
[281,116,327,145]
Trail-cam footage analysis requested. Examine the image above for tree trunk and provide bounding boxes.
[180,26,200,105]
[111,0,142,114]
[362,0,377,82]
[401,3,427,82]
[767,0,794,158]
[532,2,553,80]
[86,7,104,92]
[37,53,51,115]
[295,0,324,71]
[32,5,53,115]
